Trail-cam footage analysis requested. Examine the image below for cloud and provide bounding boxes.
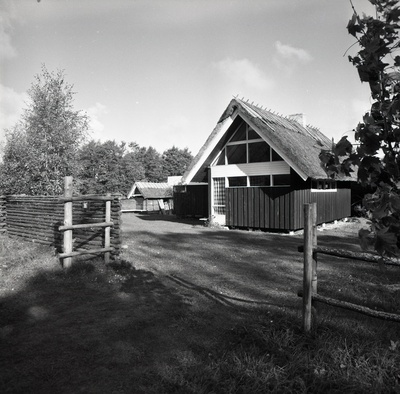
[275,41,313,63]
[0,1,17,59]
[86,102,107,138]
[0,84,28,140]
[87,103,107,131]
[214,58,273,90]
[273,41,313,76]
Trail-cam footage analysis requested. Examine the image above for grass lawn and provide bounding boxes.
[1,214,400,393]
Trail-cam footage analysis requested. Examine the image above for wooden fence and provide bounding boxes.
[59,176,115,268]
[299,203,400,333]
[0,195,6,235]
[3,191,122,259]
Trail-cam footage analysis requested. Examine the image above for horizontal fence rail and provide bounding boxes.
[298,245,400,267]
[298,289,400,322]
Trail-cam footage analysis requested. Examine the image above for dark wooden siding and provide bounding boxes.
[226,182,351,231]
[226,187,292,230]
[291,186,351,230]
[173,184,208,217]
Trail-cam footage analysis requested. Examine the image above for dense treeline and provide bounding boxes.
[76,140,192,195]
[0,65,193,196]
[0,136,192,197]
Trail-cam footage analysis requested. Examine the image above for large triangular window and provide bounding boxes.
[214,121,283,165]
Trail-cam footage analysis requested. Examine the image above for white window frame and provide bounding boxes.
[311,180,337,192]
[213,123,281,166]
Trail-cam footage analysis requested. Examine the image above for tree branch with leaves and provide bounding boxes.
[320,0,400,256]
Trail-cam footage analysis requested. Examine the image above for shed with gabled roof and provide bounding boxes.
[175,98,353,230]
[123,182,173,213]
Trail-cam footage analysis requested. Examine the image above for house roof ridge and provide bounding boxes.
[236,98,323,134]
[235,98,331,147]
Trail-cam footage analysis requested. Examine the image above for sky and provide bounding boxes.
[0,0,377,155]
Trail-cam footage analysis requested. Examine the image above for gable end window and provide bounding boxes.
[216,121,284,165]
[248,142,270,163]
[226,144,246,164]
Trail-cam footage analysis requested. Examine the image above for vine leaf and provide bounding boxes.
[347,13,362,37]
[334,136,353,157]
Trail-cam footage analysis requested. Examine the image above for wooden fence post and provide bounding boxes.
[312,202,318,294]
[104,193,111,264]
[63,176,73,268]
[311,202,318,329]
[303,203,314,333]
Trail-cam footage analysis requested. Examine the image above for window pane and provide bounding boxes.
[250,175,270,186]
[271,149,283,161]
[228,177,247,187]
[213,177,225,206]
[230,122,247,142]
[273,174,290,186]
[215,150,225,165]
[311,180,337,191]
[248,141,270,163]
[174,185,186,193]
[226,144,247,164]
[248,128,259,140]
[214,206,226,215]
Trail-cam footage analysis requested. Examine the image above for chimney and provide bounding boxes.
[288,113,307,127]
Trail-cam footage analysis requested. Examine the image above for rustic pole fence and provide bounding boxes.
[63,176,73,269]
[59,177,114,268]
[0,195,7,235]
[299,203,400,332]
[104,193,111,264]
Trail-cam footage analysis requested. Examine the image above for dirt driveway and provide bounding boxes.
[120,213,365,314]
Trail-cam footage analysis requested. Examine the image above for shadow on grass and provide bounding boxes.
[1,250,305,394]
[167,275,280,310]
[0,259,196,393]
[2,216,400,393]
[123,211,205,226]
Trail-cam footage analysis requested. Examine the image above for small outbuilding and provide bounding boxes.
[123,182,173,213]
[175,98,354,231]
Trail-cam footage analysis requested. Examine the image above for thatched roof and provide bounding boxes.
[182,98,348,184]
[127,182,173,199]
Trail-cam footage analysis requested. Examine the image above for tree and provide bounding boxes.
[142,146,164,182]
[161,146,193,179]
[0,124,33,194]
[77,140,145,195]
[320,0,400,256]
[0,65,89,195]
[121,142,146,192]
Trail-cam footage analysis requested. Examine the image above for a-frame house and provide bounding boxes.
[175,98,352,231]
